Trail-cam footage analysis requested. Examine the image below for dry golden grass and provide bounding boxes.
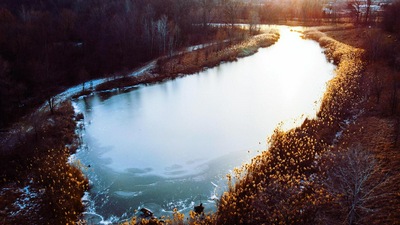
[119,209,216,225]
[156,30,280,77]
[0,102,88,224]
[214,26,400,225]
[85,30,280,97]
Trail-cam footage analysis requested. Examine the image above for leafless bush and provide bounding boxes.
[319,145,393,225]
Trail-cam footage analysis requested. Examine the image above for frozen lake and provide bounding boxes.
[73,26,335,224]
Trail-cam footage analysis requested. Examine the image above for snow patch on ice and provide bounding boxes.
[10,185,41,217]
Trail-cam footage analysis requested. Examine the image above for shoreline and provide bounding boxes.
[0,25,346,225]
[72,29,280,99]
[0,28,280,225]
[3,24,399,224]
[73,26,332,223]
[68,29,281,224]
[216,25,366,224]
[0,102,89,224]
[216,25,400,224]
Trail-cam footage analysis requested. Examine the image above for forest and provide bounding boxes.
[1,0,400,224]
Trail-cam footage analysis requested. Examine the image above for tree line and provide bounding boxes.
[0,0,253,128]
[1,0,400,128]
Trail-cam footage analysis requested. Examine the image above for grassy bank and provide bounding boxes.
[312,26,400,224]
[154,30,280,77]
[214,26,400,224]
[214,27,365,225]
[92,29,280,94]
[116,26,385,225]
[0,102,88,224]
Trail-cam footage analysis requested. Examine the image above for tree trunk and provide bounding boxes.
[365,0,371,24]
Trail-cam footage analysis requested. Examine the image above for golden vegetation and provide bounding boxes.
[89,26,400,225]
[156,29,280,77]
[119,209,215,225]
[0,102,88,224]
[214,27,400,225]
[92,29,280,94]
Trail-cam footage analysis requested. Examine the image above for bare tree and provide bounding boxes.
[323,0,339,22]
[248,7,260,35]
[47,96,57,115]
[79,69,89,92]
[300,0,323,21]
[364,30,386,60]
[320,145,392,225]
[371,68,384,104]
[221,0,241,29]
[198,0,216,27]
[348,0,363,24]
[364,0,372,24]
[347,0,374,25]
[260,1,284,23]
[142,4,156,55]
[167,21,181,56]
[156,15,168,54]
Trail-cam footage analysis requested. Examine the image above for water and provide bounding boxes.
[73,26,335,224]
